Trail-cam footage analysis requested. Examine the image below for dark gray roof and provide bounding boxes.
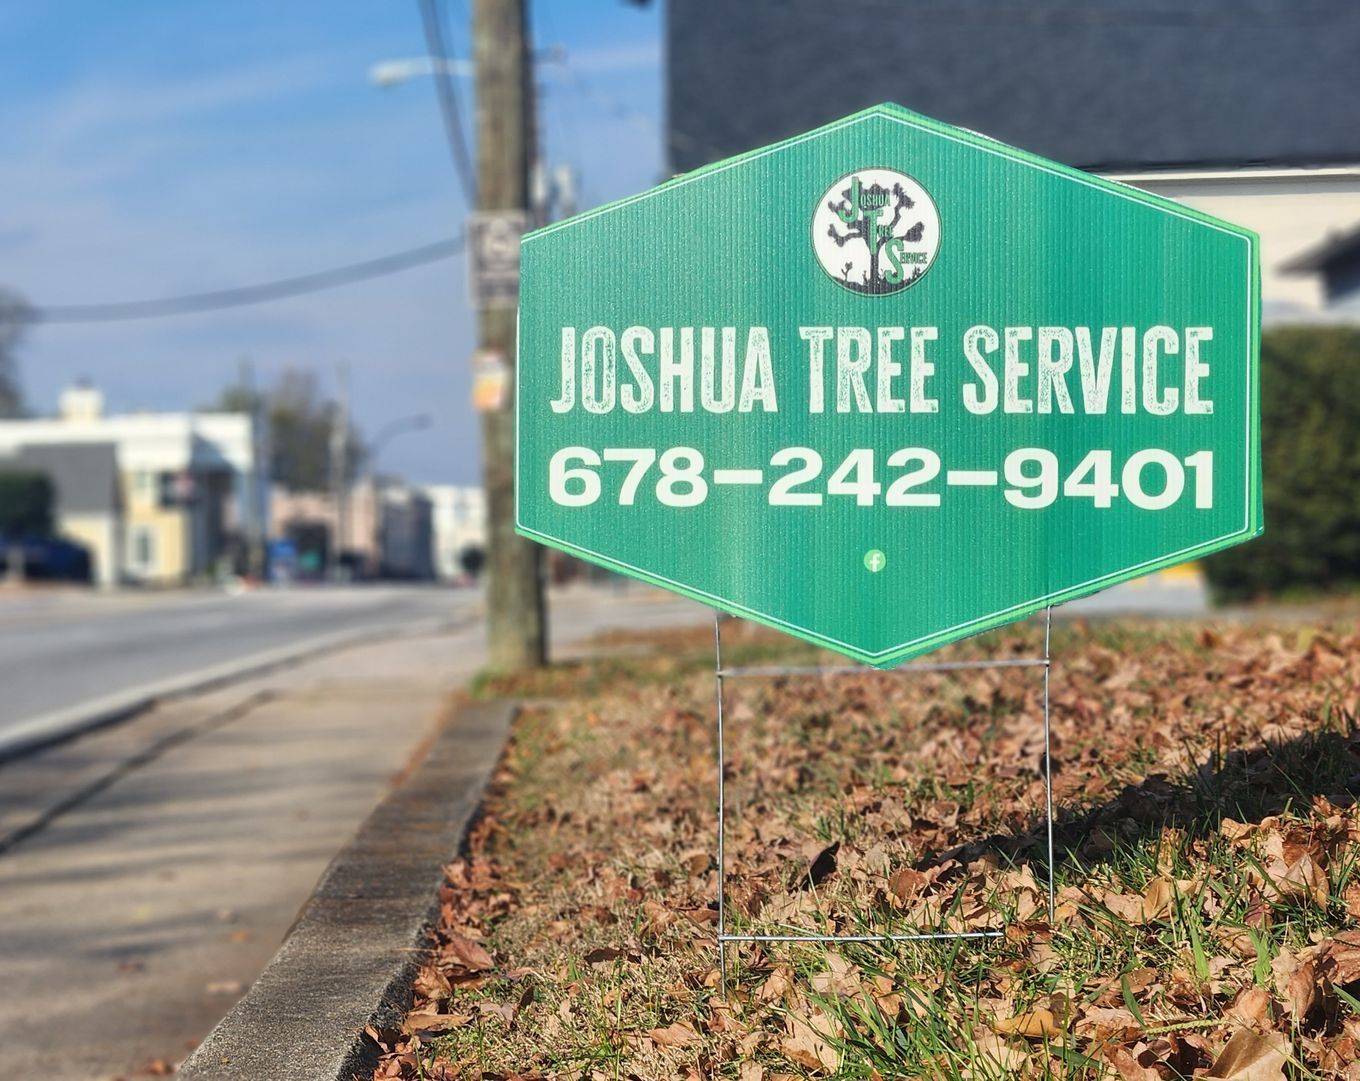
[1,443,120,515]
[667,0,1360,174]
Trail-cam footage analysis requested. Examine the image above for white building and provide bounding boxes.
[421,484,487,581]
[0,386,259,586]
[1109,166,1360,324]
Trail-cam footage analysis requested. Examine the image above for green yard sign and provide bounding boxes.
[516,104,1261,668]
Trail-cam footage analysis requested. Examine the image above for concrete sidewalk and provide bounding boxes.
[0,630,475,1081]
[0,591,711,1080]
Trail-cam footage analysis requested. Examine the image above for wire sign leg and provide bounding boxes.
[713,613,728,996]
[713,608,1058,997]
[1042,605,1056,923]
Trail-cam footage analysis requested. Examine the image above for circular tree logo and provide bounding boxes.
[812,168,940,295]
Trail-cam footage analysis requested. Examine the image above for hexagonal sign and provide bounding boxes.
[516,104,1261,668]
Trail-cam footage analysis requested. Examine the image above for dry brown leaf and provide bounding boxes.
[1318,933,1360,986]
[964,1030,1029,1079]
[810,951,862,997]
[1270,948,1313,1021]
[888,866,930,904]
[993,1006,1061,1039]
[478,1001,517,1026]
[1104,892,1144,923]
[1226,986,1274,1029]
[1219,928,1259,959]
[781,1009,841,1073]
[641,899,675,935]
[1142,876,1176,921]
[1284,959,1322,1021]
[1205,1028,1290,1081]
[682,850,710,876]
[1106,878,1176,925]
[758,964,795,1004]
[1264,853,1329,907]
[412,964,452,1002]
[404,1010,471,1035]
[1075,1005,1141,1040]
[445,934,494,972]
[1104,1045,1160,1081]
[649,1019,700,1048]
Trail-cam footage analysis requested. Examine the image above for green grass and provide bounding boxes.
[380,616,1360,1080]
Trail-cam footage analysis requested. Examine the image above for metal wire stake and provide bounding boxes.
[712,607,1059,997]
[714,612,727,997]
[1043,605,1056,923]
[721,930,1003,944]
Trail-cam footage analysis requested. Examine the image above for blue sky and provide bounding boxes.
[0,0,664,484]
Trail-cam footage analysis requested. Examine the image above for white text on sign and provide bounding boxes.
[549,324,1216,417]
[548,447,1214,511]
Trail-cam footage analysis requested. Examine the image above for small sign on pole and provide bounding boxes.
[467,210,529,309]
[471,349,509,413]
[515,104,1262,668]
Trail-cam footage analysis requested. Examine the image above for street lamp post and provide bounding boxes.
[369,57,472,87]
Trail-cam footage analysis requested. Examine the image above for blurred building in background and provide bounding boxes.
[668,0,1360,323]
[0,385,257,585]
[0,442,118,584]
[422,485,486,582]
[269,477,442,581]
[376,485,435,580]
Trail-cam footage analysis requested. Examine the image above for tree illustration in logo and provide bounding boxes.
[825,175,928,294]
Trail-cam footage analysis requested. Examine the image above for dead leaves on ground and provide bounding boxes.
[646,1019,701,1048]
[1205,1028,1290,1081]
[365,620,1360,1079]
[779,1007,841,1072]
[992,991,1068,1040]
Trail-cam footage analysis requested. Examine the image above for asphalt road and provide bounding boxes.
[0,587,712,1079]
[0,585,475,738]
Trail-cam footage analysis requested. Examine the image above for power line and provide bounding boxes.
[539,48,724,167]
[535,5,584,176]
[32,235,464,324]
[418,0,478,204]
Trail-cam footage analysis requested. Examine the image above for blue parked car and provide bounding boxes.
[0,535,92,582]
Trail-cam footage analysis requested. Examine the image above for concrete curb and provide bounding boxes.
[178,699,515,1081]
[0,615,466,763]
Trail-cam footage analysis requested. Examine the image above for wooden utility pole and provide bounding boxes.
[239,357,266,582]
[473,0,547,669]
[329,360,350,577]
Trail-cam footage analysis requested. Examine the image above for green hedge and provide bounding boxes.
[1203,325,1360,601]
[0,470,54,537]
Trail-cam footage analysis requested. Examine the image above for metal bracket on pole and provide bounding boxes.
[714,607,1057,996]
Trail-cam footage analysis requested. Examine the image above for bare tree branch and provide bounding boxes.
[827,218,868,248]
